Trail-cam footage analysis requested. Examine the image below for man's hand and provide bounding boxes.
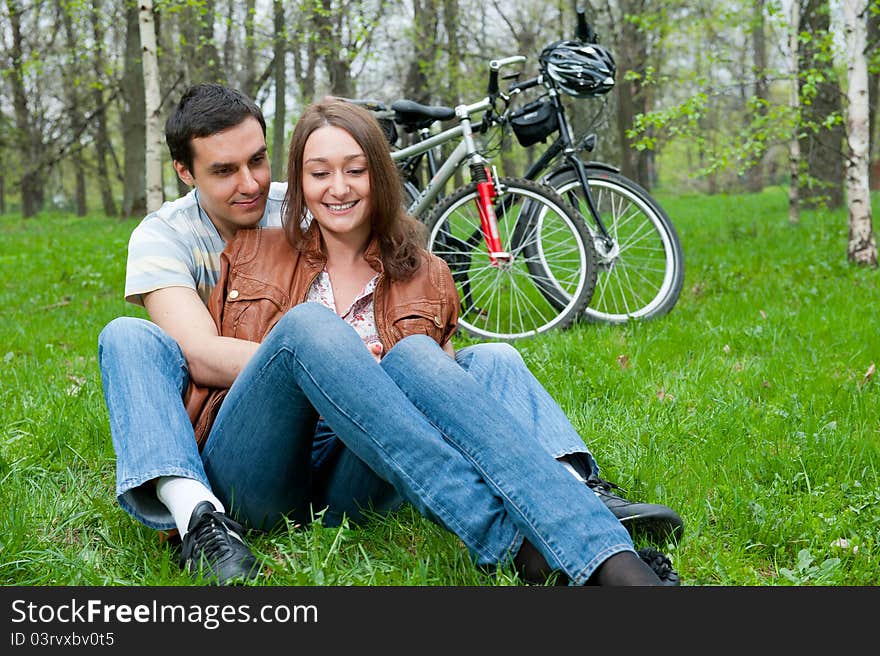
[144,286,259,388]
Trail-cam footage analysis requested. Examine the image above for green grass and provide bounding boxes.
[1,188,878,585]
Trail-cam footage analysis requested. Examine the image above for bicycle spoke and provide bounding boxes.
[545,171,683,323]
[426,178,594,339]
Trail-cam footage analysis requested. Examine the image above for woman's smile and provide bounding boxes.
[324,200,360,213]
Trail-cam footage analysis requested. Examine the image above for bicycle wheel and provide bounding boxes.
[402,180,420,214]
[544,166,684,323]
[425,177,596,340]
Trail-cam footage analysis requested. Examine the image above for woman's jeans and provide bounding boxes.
[98,303,634,584]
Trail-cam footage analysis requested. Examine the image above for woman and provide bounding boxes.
[198,100,679,585]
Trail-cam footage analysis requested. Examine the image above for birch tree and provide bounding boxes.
[840,0,877,265]
[139,0,164,212]
[788,1,801,224]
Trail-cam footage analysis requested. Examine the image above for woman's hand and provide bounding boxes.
[368,340,384,363]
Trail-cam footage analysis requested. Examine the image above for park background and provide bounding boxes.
[1,0,878,585]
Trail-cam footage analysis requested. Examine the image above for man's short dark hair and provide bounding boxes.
[165,83,267,174]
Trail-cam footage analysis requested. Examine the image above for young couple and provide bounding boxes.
[98,83,683,586]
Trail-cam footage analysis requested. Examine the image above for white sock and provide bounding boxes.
[560,459,587,483]
[155,476,225,537]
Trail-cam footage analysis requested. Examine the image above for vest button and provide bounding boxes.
[433,315,442,327]
[228,289,239,299]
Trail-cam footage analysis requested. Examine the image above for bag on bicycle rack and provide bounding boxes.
[509,99,559,147]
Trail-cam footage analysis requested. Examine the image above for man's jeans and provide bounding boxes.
[98,303,633,584]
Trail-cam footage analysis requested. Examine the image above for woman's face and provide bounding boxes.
[301,125,372,245]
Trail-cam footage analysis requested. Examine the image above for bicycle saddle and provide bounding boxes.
[391,100,456,132]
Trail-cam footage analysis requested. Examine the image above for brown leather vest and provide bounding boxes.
[184,224,459,448]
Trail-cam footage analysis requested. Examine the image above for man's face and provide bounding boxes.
[174,117,271,240]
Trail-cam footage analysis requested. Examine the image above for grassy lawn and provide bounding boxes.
[1,186,878,585]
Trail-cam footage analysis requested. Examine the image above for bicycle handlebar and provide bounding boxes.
[508,76,541,94]
[487,55,527,96]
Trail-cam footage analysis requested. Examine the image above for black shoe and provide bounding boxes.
[638,547,681,586]
[179,501,260,585]
[586,475,684,542]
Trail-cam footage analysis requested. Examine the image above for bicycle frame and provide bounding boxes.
[393,113,480,218]
[520,90,615,250]
[391,97,511,263]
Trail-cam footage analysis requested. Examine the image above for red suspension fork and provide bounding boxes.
[471,164,510,265]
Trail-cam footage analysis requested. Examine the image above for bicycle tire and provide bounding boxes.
[543,167,684,323]
[425,177,597,340]
[402,180,420,214]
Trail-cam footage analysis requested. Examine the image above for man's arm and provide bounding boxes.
[144,286,259,388]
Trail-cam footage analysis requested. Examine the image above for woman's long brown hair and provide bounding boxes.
[284,100,426,280]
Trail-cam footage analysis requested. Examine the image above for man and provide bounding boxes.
[98,83,682,585]
[99,84,283,584]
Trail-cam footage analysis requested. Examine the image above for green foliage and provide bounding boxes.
[779,549,842,585]
[624,3,850,190]
[1,183,879,584]
[628,93,709,152]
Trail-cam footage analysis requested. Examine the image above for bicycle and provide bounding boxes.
[373,7,685,324]
[353,58,598,342]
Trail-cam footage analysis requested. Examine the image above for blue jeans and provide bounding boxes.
[98,303,633,583]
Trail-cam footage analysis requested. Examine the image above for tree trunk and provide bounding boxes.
[182,0,221,84]
[60,0,88,216]
[798,0,845,209]
[615,1,651,190]
[746,0,768,193]
[285,5,310,105]
[244,0,257,95]
[401,0,440,189]
[443,0,460,105]
[313,0,354,98]
[841,0,877,265]
[616,17,637,183]
[292,17,317,106]
[692,26,717,194]
[443,0,464,189]
[272,0,287,180]
[200,0,222,83]
[122,0,147,219]
[140,0,164,213]
[8,0,42,217]
[223,0,236,80]
[90,6,118,217]
[788,2,801,225]
[403,0,439,105]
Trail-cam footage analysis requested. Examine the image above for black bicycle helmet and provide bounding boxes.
[539,40,616,97]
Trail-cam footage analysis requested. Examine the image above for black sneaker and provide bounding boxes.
[638,547,681,586]
[586,475,684,542]
[179,501,260,585]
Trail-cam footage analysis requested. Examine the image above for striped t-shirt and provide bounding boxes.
[124,182,288,306]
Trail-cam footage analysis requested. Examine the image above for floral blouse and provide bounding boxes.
[306,270,381,352]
